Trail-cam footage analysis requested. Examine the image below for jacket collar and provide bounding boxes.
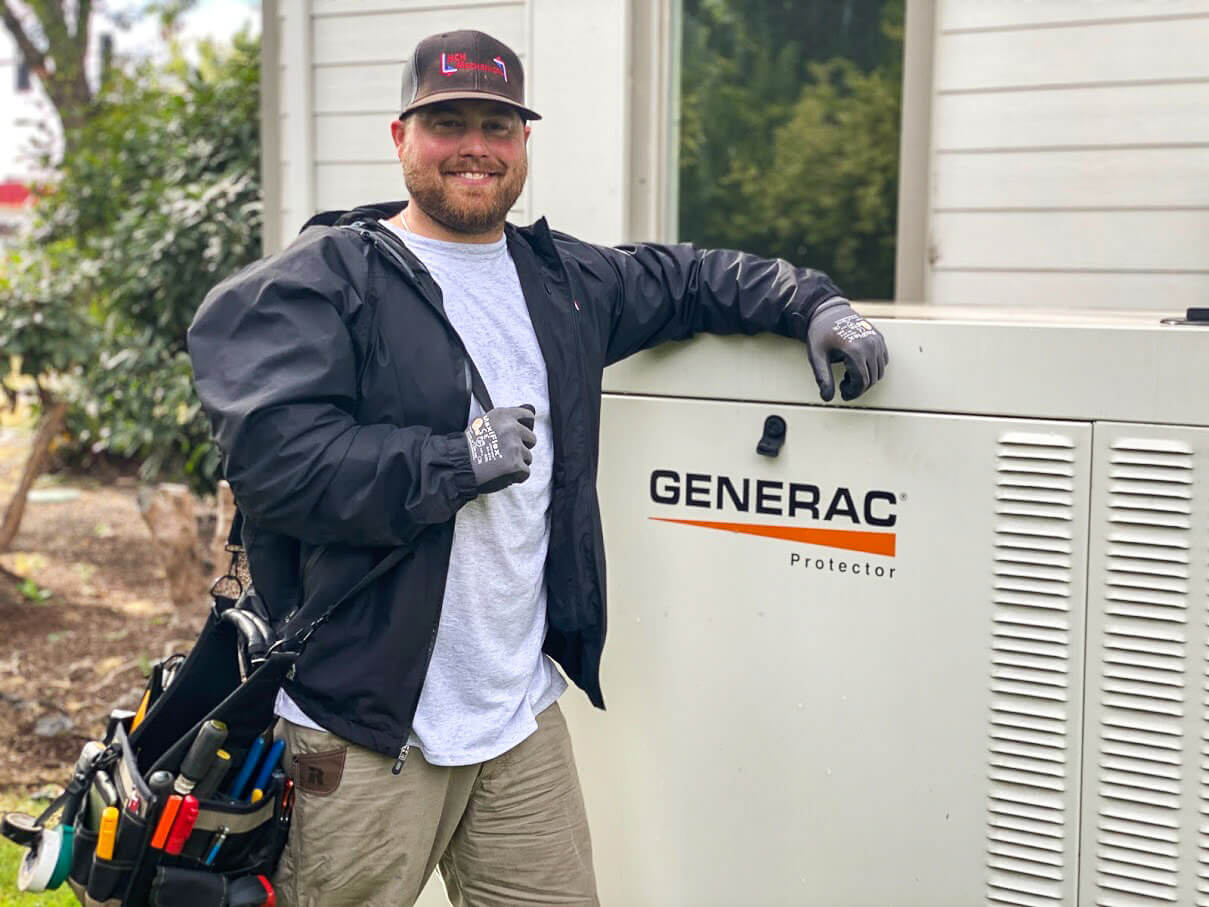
[508,217,562,270]
[305,200,564,271]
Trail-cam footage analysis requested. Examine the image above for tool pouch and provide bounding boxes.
[59,596,296,906]
[4,508,410,906]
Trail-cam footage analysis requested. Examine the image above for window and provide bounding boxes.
[678,0,905,299]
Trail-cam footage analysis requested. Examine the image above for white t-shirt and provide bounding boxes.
[275,221,565,764]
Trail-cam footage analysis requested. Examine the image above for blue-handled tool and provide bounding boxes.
[203,826,229,866]
[248,740,285,802]
[226,736,265,801]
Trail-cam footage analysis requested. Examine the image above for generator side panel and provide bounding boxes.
[564,395,1093,906]
[1079,423,1209,906]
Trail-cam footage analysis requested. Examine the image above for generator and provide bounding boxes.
[556,304,1209,906]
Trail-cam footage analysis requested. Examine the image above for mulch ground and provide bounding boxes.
[0,424,213,794]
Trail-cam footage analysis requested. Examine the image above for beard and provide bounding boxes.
[402,153,527,236]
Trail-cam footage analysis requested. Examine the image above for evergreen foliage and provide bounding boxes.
[680,0,904,299]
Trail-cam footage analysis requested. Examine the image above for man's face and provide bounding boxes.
[390,100,530,236]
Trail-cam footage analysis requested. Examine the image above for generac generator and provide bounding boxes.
[558,305,1209,907]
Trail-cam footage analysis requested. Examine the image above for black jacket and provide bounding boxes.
[187,200,843,760]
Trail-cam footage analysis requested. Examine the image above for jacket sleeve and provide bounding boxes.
[187,230,479,548]
[572,241,845,367]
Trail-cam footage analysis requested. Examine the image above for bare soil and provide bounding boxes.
[0,424,213,794]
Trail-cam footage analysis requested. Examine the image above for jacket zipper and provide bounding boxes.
[349,224,455,778]
[301,543,327,580]
[393,619,439,775]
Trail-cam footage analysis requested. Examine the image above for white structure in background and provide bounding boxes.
[0,19,116,244]
[0,26,48,239]
[263,0,1209,313]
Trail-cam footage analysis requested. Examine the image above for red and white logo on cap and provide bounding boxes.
[440,52,508,81]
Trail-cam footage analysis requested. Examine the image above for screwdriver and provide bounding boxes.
[175,720,228,795]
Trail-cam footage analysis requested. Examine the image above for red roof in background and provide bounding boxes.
[0,182,32,207]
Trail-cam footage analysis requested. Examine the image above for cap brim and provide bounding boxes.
[401,90,541,121]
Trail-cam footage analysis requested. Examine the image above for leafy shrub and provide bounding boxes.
[12,34,263,494]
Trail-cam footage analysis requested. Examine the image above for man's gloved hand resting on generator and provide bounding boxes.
[465,404,537,493]
[791,298,889,402]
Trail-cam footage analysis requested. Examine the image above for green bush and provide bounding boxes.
[14,34,263,494]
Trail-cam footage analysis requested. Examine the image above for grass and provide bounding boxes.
[0,795,77,907]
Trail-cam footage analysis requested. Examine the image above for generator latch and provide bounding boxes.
[1161,307,1209,325]
[756,415,787,457]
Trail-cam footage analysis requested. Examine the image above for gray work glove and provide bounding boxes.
[464,405,537,494]
[791,298,889,402]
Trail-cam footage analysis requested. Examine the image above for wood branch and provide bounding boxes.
[0,399,68,553]
[138,483,207,611]
[33,376,51,408]
[73,0,89,40]
[209,480,237,578]
[5,0,93,134]
[25,0,67,51]
[0,1,48,77]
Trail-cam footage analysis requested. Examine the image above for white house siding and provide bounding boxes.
[926,0,1209,310]
[0,30,55,185]
[269,0,633,253]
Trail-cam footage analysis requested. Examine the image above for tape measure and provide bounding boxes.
[17,825,73,892]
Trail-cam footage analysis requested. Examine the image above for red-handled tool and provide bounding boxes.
[163,795,199,855]
[149,795,182,850]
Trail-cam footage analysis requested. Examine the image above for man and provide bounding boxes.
[188,29,887,907]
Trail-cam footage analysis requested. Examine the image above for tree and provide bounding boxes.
[0,32,260,553]
[0,0,98,551]
[0,0,96,142]
[52,34,262,494]
[0,243,94,550]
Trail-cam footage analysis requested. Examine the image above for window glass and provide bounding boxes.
[679,0,904,299]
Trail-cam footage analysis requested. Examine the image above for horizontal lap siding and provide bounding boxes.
[934,149,1209,210]
[935,17,1209,89]
[931,211,1209,271]
[939,0,1209,31]
[933,84,1209,151]
[930,271,1209,311]
[314,63,413,114]
[312,4,524,65]
[927,2,1209,309]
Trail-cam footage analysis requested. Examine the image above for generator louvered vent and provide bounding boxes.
[1202,461,1209,907]
[987,432,1077,907]
[1094,437,1192,906]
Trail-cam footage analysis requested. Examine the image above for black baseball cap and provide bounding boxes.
[400,30,541,121]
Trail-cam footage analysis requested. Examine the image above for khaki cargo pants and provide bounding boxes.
[271,702,599,906]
